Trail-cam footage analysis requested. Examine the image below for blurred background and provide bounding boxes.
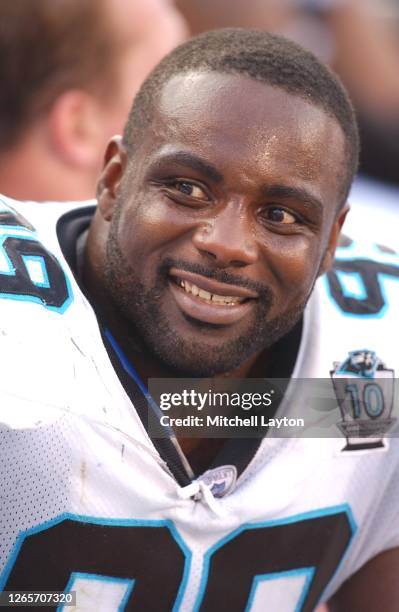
[0,0,397,246]
[0,0,188,202]
[175,0,399,250]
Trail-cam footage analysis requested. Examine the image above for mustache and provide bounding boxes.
[160,257,274,303]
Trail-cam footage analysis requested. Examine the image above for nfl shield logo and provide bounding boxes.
[199,465,237,498]
[331,350,395,451]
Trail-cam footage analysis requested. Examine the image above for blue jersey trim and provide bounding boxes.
[0,231,73,313]
[0,513,192,612]
[323,269,399,320]
[193,503,356,611]
[104,328,174,436]
[245,567,315,612]
[21,255,50,288]
[60,572,135,612]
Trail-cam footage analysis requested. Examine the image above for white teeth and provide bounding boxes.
[179,279,242,305]
[199,289,211,300]
[211,294,226,304]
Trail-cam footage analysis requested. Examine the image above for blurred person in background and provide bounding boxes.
[0,0,187,202]
[177,0,399,187]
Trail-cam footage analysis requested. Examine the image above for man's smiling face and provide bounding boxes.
[98,71,348,376]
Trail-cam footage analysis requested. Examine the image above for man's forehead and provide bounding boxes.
[157,71,333,128]
[153,72,343,154]
[147,71,346,193]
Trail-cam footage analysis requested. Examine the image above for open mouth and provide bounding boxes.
[168,268,257,325]
[173,277,248,306]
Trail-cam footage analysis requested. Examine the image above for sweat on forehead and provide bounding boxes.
[153,73,343,185]
[122,28,359,206]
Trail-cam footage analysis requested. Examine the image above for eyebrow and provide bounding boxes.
[152,152,325,212]
[152,151,224,183]
[261,184,324,213]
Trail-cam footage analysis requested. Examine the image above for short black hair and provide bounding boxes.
[123,28,359,206]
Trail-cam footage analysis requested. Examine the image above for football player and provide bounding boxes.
[0,29,398,611]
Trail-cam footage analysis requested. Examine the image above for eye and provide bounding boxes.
[263,207,297,224]
[172,180,208,200]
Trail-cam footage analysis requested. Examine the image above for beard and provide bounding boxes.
[103,220,307,377]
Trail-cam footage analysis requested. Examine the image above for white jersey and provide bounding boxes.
[0,196,399,612]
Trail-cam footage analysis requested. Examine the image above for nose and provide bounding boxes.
[192,203,258,267]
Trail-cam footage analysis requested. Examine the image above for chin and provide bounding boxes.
[146,331,259,377]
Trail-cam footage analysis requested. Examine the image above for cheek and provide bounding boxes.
[263,235,322,301]
[117,195,191,261]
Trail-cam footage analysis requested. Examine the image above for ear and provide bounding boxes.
[318,203,350,276]
[96,136,128,222]
[47,89,105,169]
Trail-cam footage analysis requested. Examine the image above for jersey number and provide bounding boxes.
[0,209,70,310]
[2,508,353,611]
[327,257,399,316]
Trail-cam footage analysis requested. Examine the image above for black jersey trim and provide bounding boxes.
[56,205,95,273]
